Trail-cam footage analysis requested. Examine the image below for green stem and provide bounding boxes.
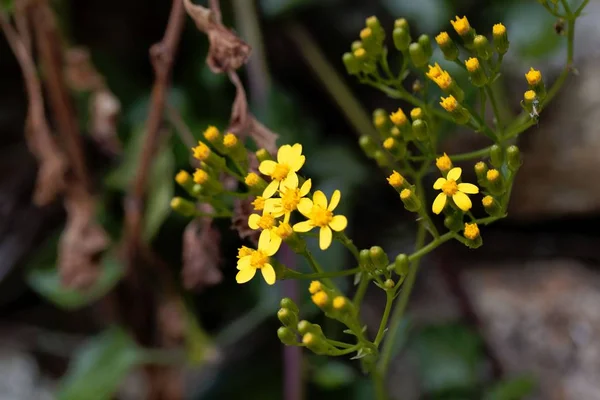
[374,290,394,346]
[284,267,361,280]
[485,85,503,132]
[337,232,361,262]
[409,146,492,162]
[332,344,361,356]
[353,274,370,307]
[479,88,487,121]
[327,339,355,348]
[287,23,379,140]
[373,368,388,400]
[301,249,338,290]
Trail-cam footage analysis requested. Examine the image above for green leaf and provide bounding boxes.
[0,0,14,13]
[143,145,175,241]
[312,360,356,390]
[26,250,124,311]
[411,323,483,395]
[484,375,536,400]
[57,327,141,400]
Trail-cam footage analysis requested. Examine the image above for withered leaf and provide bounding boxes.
[232,198,260,245]
[182,218,222,291]
[90,89,122,155]
[182,0,251,73]
[64,47,104,92]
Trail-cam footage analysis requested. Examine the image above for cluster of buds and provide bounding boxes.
[343,16,386,75]
[474,145,521,214]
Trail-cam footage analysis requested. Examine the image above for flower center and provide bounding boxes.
[252,196,265,211]
[310,206,333,227]
[280,188,301,211]
[250,250,269,268]
[257,214,275,230]
[272,163,290,181]
[442,179,458,196]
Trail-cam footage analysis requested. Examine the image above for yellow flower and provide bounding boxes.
[524,90,536,102]
[360,27,372,39]
[390,108,408,126]
[451,16,470,36]
[309,280,322,294]
[203,126,220,142]
[435,32,450,46]
[432,167,479,214]
[436,153,452,172]
[426,63,443,80]
[259,143,306,198]
[223,132,238,148]
[525,67,542,85]
[465,57,479,72]
[251,196,266,211]
[293,190,348,250]
[236,231,279,285]
[264,179,312,222]
[464,222,480,240]
[387,170,404,188]
[192,142,210,161]
[492,23,506,36]
[383,138,395,150]
[175,170,190,185]
[440,95,458,112]
[433,71,452,90]
[248,212,282,251]
[238,246,253,258]
[245,172,260,187]
[193,169,209,184]
[410,107,423,120]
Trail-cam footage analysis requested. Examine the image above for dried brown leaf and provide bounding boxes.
[231,198,259,245]
[58,184,110,289]
[90,89,122,154]
[182,0,251,73]
[182,219,222,291]
[64,47,104,92]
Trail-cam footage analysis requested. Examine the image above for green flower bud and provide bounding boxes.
[506,145,522,172]
[366,16,382,33]
[369,246,389,270]
[359,135,377,158]
[435,31,459,61]
[393,27,411,51]
[255,148,272,163]
[486,169,505,195]
[492,23,509,55]
[297,320,313,335]
[474,161,488,187]
[342,52,360,75]
[394,18,409,31]
[489,144,504,168]
[400,188,421,212]
[373,150,389,168]
[359,249,373,270]
[302,332,330,355]
[418,34,433,59]
[277,308,298,329]
[474,35,493,60]
[191,184,203,197]
[482,195,503,217]
[412,119,428,141]
[382,137,406,159]
[373,108,390,131]
[408,42,428,68]
[280,298,299,314]
[444,214,464,232]
[351,41,363,52]
[277,327,297,346]
[170,197,196,217]
[384,279,395,290]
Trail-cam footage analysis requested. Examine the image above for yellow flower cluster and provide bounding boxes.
[236,144,348,286]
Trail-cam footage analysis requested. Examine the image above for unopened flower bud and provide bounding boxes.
[436,153,453,174]
[332,296,352,313]
[412,119,428,141]
[489,144,504,168]
[255,148,272,163]
[412,79,423,93]
[439,95,470,124]
[359,135,377,158]
[522,90,537,116]
[525,68,546,100]
[373,108,390,131]
[418,34,433,59]
[482,195,503,217]
[506,145,522,172]
[394,253,409,277]
[278,308,298,328]
[465,57,487,87]
[400,188,421,212]
[343,52,360,75]
[297,320,313,335]
[451,15,475,46]
[374,150,389,168]
[393,28,411,51]
[492,23,509,54]
[463,223,482,249]
[277,327,297,346]
[409,42,428,68]
[245,172,267,193]
[444,214,463,232]
[170,197,196,217]
[383,137,406,159]
[474,35,492,60]
[351,41,363,52]
[486,168,505,195]
[360,249,374,270]
[302,332,329,355]
[474,161,488,186]
[311,290,330,310]
[203,126,221,144]
[435,31,459,61]
[369,246,389,270]
[384,279,395,290]
[394,18,409,31]
[280,297,299,314]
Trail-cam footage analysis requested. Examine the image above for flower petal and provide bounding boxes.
[432,192,447,214]
[258,229,271,249]
[300,179,312,196]
[313,191,327,208]
[319,226,333,250]
[328,190,341,211]
[277,145,291,163]
[236,267,257,284]
[457,183,479,194]
[261,264,276,285]
[293,220,314,233]
[248,214,260,230]
[283,213,291,224]
[265,231,281,255]
[259,160,277,176]
[281,171,298,190]
[297,198,313,216]
[290,143,303,159]
[290,154,305,172]
[237,255,251,270]
[447,167,462,181]
[329,215,347,231]
[262,180,279,199]
[433,177,447,190]
[452,191,472,211]
[263,199,279,214]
